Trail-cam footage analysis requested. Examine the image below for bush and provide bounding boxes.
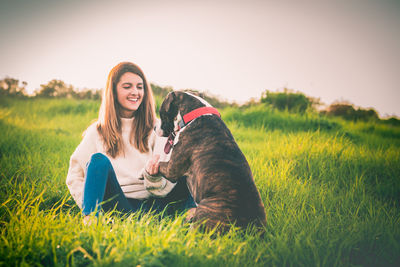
[382,117,400,127]
[36,79,74,98]
[325,103,379,122]
[0,77,27,96]
[72,88,102,100]
[151,83,173,99]
[261,88,318,113]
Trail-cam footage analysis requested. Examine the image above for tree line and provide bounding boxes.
[0,77,101,100]
[1,76,398,125]
[258,88,399,126]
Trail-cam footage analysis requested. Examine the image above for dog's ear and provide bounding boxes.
[162,91,177,113]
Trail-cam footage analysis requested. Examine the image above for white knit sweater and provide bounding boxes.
[66,118,174,209]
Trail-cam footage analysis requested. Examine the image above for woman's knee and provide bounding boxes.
[88,153,111,168]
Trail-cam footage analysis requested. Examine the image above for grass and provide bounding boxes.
[0,96,399,266]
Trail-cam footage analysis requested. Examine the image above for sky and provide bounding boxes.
[1,0,399,117]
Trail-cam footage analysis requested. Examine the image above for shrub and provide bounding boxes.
[261,88,318,113]
[382,117,400,127]
[36,79,74,98]
[325,102,379,122]
[0,77,27,96]
[151,83,173,99]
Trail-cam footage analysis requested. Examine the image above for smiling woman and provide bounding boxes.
[65,61,196,224]
[116,72,144,118]
[99,62,155,156]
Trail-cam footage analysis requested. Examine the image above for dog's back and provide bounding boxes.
[180,114,267,230]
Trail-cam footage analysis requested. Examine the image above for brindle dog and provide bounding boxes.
[158,91,267,232]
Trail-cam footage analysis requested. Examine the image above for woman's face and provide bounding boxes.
[116,72,144,118]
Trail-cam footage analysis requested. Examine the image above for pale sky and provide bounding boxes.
[1,0,399,117]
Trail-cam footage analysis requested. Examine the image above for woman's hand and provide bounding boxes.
[146,154,160,176]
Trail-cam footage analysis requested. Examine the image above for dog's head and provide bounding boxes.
[157,92,179,137]
[157,91,211,137]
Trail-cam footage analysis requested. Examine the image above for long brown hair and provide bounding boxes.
[97,62,156,157]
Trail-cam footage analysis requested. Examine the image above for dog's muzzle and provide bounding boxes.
[154,120,165,137]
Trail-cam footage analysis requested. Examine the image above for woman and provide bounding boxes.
[66,62,195,221]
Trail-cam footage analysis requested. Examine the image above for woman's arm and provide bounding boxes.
[142,162,176,197]
[66,124,98,208]
[66,155,85,208]
[142,130,176,197]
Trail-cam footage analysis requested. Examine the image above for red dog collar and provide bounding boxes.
[164,107,220,154]
[179,106,220,129]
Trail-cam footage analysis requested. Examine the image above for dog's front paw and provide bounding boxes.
[158,161,182,182]
[158,161,167,175]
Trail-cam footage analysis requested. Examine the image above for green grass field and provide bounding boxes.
[0,96,399,266]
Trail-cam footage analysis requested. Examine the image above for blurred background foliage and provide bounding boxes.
[1,76,399,126]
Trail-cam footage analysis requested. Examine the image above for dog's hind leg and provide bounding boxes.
[190,204,231,233]
[185,208,196,222]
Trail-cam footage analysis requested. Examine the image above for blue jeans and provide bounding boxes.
[82,153,196,216]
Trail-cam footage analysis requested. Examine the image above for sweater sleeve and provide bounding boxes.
[143,128,176,197]
[66,124,98,209]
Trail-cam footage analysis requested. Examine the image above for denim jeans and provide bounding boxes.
[82,153,196,216]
